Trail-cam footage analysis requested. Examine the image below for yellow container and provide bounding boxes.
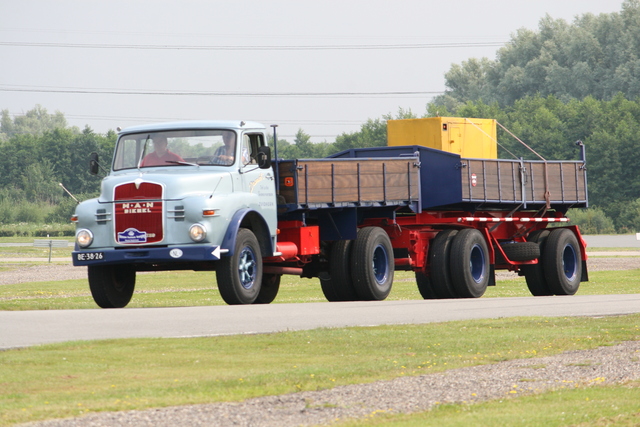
[387,117,497,159]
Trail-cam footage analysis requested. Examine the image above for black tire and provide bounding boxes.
[415,271,438,299]
[254,273,281,304]
[501,242,540,262]
[351,227,394,301]
[320,240,359,302]
[450,229,490,298]
[522,229,553,296]
[543,228,582,296]
[88,265,136,308]
[216,229,262,305]
[429,229,459,299]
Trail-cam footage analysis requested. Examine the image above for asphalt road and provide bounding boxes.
[2,294,640,350]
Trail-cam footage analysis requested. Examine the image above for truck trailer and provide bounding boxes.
[72,117,588,307]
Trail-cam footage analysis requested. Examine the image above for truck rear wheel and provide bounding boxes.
[88,265,136,308]
[522,229,553,296]
[543,228,582,295]
[450,229,490,298]
[320,240,359,302]
[216,228,262,305]
[351,227,394,301]
[254,273,280,304]
[428,229,459,299]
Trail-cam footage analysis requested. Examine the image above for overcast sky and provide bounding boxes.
[0,0,625,142]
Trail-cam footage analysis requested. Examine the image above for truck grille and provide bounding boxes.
[113,181,164,245]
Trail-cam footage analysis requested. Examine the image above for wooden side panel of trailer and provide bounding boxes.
[277,158,420,208]
[462,158,587,207]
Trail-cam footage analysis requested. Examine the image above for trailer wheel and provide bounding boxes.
[543,228,582,296]
[351,227,394,301]
[521,229,553,296]
[88,265,136,308]
[415,272,438,299]
[254,273,281,304]
[216,228,262,305]
[320,240,359,302]
[450,229,490,298]
[428,229,459,299]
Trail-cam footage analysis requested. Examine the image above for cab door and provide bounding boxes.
[239,132,278,234]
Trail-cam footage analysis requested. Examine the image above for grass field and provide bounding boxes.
[1,239,640,425]
[1,315,639,426]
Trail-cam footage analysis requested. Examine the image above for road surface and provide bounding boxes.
[2,294,640,350]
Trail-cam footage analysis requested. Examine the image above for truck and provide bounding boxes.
[72,117,589,308]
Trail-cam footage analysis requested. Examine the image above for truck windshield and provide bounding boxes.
[113,129,237,170]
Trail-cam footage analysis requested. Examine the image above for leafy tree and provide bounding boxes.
[433,0,640,107]
[612,198,640,233]
[21,160,62,204]
[0,105,68,141]
[566,208,615,235]
[331,108,418,154]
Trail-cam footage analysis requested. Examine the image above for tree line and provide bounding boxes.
[433,0,640,109]
[0,107,115,223]
[2,96,636,233]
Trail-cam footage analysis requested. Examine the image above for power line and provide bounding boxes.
[56,113,368,127]
[0,41,505,51]
[0,85,443,97]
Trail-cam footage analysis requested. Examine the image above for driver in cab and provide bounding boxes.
[140,136,184,167]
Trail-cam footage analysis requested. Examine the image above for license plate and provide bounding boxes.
[75,252,105,261]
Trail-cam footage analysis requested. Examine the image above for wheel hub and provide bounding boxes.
[238,248,257,289]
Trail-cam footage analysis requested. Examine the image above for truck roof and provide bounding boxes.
[119,120,267,135]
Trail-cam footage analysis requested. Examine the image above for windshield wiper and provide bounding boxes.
[165,160,199,167]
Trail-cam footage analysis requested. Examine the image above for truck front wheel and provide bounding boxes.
[88,265,136,308]
[254,273,280,304]
[216,229,263,305]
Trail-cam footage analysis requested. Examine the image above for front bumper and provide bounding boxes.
[72,245,226,266]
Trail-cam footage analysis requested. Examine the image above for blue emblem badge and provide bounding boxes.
[117,228,148,244]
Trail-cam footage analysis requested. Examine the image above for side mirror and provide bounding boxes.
[257,146,272,169]
[89,152,100,175]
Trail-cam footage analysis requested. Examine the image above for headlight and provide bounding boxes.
[76,229,94,248]
[189,223,207,242]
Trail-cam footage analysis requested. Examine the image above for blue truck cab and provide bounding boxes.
[72,121,278,306]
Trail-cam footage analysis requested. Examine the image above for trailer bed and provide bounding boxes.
[329,145,588,211]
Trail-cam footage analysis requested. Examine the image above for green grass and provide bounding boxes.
[0,246,72,259]
[1,315,639,426]
[340,384,640,426]
[1,269,638,311]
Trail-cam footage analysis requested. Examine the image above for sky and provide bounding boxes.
[0,0,625,142]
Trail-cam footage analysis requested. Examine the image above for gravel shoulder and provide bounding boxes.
[0,263,86,285]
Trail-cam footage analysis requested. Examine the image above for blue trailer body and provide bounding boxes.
[329,145,588,213]
[329,145,463,210]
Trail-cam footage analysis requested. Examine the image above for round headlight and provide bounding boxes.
[76,229,94,248]
[189,223,207,242]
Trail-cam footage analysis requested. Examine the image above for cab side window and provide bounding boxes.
[242,133,263,165]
